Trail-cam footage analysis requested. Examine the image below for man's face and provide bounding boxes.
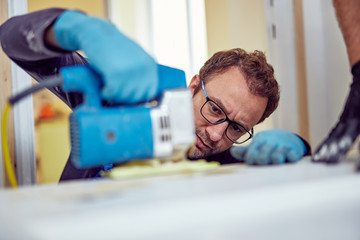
[188,66,268,159]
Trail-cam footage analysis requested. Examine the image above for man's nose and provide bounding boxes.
[206,122,228,142]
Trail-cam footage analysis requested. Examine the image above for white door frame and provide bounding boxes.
[1,0,37,186]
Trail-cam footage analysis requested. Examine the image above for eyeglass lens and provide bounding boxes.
[202,100,250,143]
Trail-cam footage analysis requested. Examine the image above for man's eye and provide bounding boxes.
[231,124,244,133]
[209,102,222,114]
[211,105,221,114]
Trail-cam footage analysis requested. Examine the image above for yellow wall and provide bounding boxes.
[28,0,105,17]
[205,0,268,55]
[28,0,105,183]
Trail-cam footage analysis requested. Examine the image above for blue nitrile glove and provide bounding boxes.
[54,10,158,104]
[230,129,306,165]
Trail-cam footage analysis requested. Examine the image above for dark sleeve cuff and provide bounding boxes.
[296,134,312,156]
[351,60,360,79]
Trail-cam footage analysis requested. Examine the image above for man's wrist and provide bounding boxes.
[296,134,311,156]
[351,60,360,77]
[44,24,63,50]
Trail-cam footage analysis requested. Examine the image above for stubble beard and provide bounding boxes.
[187,129,216,159]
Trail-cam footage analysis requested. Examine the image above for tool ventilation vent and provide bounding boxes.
[69,114,80,161]
[159,115,171,143]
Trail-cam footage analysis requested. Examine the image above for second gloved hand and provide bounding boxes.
[313,61,360,163]
[230,129,306,165]
[53,10,158,104]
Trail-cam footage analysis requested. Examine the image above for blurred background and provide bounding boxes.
[4,0,352,184]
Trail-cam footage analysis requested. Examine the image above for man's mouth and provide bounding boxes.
[195,134,211,151]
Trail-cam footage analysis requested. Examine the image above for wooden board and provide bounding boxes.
[293,0,310,143]
[0,0,16,187]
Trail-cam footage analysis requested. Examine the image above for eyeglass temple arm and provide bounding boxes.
[201,80,208,98]
[250,128,254,137]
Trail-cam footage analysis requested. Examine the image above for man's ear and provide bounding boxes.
[189,75,201,95]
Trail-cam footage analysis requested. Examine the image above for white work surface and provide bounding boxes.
[1,156,360,240]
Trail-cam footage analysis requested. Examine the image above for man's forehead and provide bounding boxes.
[205,68,248,96]
[206,67,246,85]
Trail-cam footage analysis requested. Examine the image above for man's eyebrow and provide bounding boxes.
[210,95,251,131]
[211,96,229,113]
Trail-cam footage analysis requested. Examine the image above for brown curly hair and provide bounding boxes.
[196,48,279,124]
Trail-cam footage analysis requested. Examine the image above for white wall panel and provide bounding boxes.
[265,0,299,133]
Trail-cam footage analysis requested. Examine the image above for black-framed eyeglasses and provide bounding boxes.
[200,79,254,144]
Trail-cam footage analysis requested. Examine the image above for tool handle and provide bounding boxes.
[157,64,187,92]
[61,65,102,108]
[60,64,187,108]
